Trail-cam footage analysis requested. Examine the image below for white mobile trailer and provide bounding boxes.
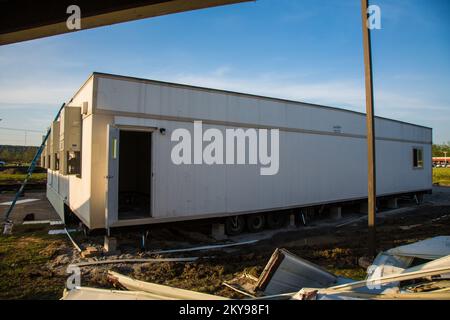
[45,72,432,232]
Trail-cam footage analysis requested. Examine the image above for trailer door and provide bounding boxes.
[105,124,119,227]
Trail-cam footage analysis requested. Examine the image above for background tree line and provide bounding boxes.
[0,145,39,163]
[433,143,450,157]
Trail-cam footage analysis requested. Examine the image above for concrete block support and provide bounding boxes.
[330,206,342,220]
[104,236,118,253]
[359,202,368,214]
[289,213,296,228]
[211,223,227,241]
[386,198,398,209]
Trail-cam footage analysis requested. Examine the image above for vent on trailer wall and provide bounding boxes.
[45,139,51,169]
[49,121,60,170]
[59,106,82,175]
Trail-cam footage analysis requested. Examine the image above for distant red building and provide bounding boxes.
[433,157,449,165]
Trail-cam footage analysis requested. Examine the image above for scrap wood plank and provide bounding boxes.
[72,257,198,267]
[61,286,172,300]
[108,271,228,300]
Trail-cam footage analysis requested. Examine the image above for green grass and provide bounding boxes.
[0,172,46,185]
[0,225,67,299]
[433,168,450,186]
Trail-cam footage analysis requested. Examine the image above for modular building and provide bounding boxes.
[43,72,432,234]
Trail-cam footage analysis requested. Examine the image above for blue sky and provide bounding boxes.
[1,0,449,145]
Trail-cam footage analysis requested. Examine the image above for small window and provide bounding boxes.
[67,151,81,176]
[413,148,423,169]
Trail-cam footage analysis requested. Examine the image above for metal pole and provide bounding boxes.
[361,0,377,257]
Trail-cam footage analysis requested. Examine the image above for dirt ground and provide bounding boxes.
[0,187,449,299]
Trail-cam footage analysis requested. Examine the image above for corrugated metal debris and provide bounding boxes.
[292,237,450,300]
[254,248,343,295]
[61,236,450,300]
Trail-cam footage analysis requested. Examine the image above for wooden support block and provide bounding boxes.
[330,207,342,220]
[386,198,398,209]
[211,223,227,241]
[104,236,118,253]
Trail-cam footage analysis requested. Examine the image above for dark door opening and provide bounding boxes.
[118,130,151,220]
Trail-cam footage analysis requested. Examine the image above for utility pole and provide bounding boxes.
[445,151,448,166]
[361,0,377,257]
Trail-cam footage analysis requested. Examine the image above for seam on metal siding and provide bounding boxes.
[92,72,432,131]
[99,110,432,144]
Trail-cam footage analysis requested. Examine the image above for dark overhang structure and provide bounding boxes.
[0,0,251,45]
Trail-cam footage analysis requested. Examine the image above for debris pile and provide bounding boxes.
[61,236,450,300]
[293,236,450,300]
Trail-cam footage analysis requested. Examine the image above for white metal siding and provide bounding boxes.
[96,76,431,144]
[114,118,431,220]
[48,74,432,228]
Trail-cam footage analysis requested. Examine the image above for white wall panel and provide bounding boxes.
[96,75,431,144]
[49,74,433,228]
[143,119,431,219]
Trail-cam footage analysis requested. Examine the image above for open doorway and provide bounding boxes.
[118,130,151,220]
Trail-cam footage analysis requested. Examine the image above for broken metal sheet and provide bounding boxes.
[405,254,450,272]
[108,271,228,300]
[366,253,413,291]
[370,252,413,274]
[386,236,450,260]
[254,248,339,296]
[366,236,450,291]
[291,239,450,300]
[403,254,450,279]
[61,287,169,300]
[304,256,450,295]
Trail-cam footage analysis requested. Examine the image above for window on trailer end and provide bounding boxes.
[413,148,423,169]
